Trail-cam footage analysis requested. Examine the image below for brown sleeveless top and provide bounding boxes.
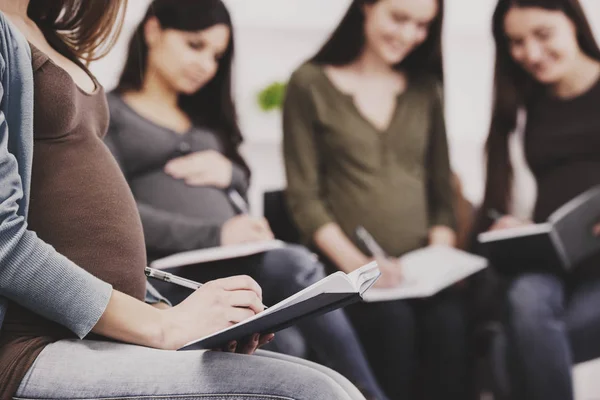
[0,45,148,399]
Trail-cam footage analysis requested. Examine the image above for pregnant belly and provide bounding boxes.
[28,141,147,299]
[130,171,237,221]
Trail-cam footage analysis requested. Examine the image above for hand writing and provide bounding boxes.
[489,215,530,231]
[160,275,266,350]
[372,257,403,288]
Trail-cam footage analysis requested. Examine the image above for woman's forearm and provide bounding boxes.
[314,222,370,273]
[428,225,457,247]
[92,290,167,349]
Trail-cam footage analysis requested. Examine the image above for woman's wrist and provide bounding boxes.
[341,252,370,272]
[154,307,189,350]
[429,225,456,246]
[93,291,174,350]
[322,241,369,273]
[314,222,370,273]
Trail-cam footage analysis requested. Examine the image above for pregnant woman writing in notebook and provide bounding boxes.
[0,0,369,399]
[283,0,469,398]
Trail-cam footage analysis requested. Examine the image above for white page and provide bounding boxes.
[362,246,487,302]
[477,223,552,243]
[348,261,381,294]
[151,240,286,270]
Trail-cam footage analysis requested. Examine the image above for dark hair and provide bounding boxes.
[477,0,600,232]
[28,0,127,63]
[311,0,444,81]
[116,0,249,176]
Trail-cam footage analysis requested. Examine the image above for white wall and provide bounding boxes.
[91,0,600,208]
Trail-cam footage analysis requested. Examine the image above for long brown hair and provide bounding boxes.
[115,0,250,177]
[312,0,444,82]
[28,0,128,63]
[476,0,600,233]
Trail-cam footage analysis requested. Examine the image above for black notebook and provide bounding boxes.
[179,261,381,350]
[478,185,600,274]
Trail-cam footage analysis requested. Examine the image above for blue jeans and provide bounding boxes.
[14,339,365,400]
[501,272,600,400]
[153,245,388,400]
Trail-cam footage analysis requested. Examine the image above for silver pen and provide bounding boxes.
[144,267,269,309]
[145,267,202,290]
[228,189,249,214]
[355,226,388,258]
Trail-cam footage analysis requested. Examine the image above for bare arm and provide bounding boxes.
[314,223,369,273]
[93,290,165,348]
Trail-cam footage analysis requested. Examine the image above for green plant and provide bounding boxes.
[257,81,287,112]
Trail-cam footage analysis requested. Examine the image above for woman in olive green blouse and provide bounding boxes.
[283,0,468,399]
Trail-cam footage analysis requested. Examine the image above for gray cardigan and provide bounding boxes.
[0,14,166,338]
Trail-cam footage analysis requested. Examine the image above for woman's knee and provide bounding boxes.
[292,367,358,399]
[249,351,358,400]
[505,273,564,332]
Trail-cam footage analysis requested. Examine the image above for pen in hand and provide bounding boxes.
[228,189,249,214]
[145,267,202,290]
[144,267,269,309]
[487,209,504,221]
[355,226,388,259]
[487,209,531,231]
[355,226,402,288]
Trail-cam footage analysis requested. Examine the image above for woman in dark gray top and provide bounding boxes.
[476,1,600,399]
[106,1,386,399]
[107,93,249,258]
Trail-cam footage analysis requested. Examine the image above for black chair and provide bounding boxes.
[263,189,301,244]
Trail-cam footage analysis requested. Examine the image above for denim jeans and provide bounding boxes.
[501,272,600,400]
[14,339,365,400]
[153,244,387,400]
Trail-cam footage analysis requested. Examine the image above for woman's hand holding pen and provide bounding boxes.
[487,209,531,232]
[165,150,233,188]
[158,275,274,353]
[489,216,529,231]
[372,257,403,289]
[594,222,600,237]
[354,225,402,288]
[221,215,274,245]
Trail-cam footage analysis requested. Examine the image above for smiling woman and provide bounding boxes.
[283,0,470,398]
[475,1,600,399]
[312,0,443,77]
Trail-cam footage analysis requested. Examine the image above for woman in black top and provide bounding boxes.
[106,1,386,399]
[478,1,600,399]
